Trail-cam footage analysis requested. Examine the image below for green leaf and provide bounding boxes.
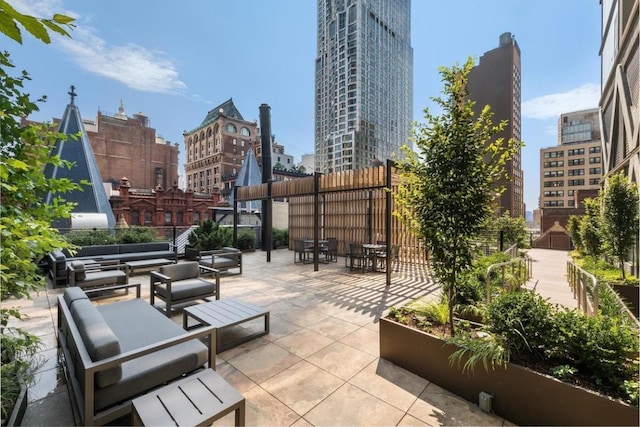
[15,14,50,44]
[52,14,75,25]
[0,12,22,43]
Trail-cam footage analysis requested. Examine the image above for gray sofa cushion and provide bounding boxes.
[118,242,169,254]
[76,270,126,288]
[159,262,200,282]
[63,287,89,307]
[95,299,207,411]
[68,260,86,281]
[200,256,237,270]
[155,279,216,301]
[69,299,122,388]
[76,245,120,258]
[222,247,241,253]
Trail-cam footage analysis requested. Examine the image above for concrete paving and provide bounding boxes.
[5,247,579,426]
[523,248,579,310]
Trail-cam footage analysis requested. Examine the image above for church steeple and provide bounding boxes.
[43,86,116,229]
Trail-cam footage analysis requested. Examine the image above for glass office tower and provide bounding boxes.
[314,0,413,173]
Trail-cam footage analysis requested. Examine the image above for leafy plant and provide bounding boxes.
[188,220,232,251]
[580,198,603,257]
[448,330,510,373]
[117,226,156,243]
[600,172,639,279]
[393,57,521,335]
[237,229,256,250]
[551,364,577,382]
[63,229,116,246]
[567,215,582,250]
[272,228,289,248]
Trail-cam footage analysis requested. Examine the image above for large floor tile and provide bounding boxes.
[226,342,301,383]
[261,360,344,415]
[349,358,428,412]
[306,341,376,380]
[408,383,505,426]
[304,383,405,426]
[338,325,380,356]
[272,328,334,358]
[305,315,360,340]
[242,385,300,426]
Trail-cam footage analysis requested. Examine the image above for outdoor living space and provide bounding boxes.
[11,249,516,426]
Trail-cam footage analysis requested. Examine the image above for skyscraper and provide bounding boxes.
[314,0,413,173]
[467,32,524,218]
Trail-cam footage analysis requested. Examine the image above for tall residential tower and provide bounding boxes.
[314,0,413,173]
[468,32,524,218]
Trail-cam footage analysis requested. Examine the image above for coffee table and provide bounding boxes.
[125,258,174,275]
[183,298,270,352]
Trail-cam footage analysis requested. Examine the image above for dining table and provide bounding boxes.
[362,243,386,271]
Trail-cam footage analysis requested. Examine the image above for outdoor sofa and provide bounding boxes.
[48,242,176,287]
[57,285,216,426]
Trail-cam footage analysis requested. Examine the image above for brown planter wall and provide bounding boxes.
[380,317,639,426]
[612,284,639,318]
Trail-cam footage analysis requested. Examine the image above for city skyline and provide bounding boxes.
[7,0,601,211]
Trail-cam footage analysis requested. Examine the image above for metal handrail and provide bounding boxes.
[566,261,599,316]
[486,256,533,303]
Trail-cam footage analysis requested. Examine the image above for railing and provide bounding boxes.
[486,256,533,303]
[503,243,518,257]
[567,260,639,327]
[566,261,598,316]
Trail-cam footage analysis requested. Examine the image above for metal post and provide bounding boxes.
[233,187,238,248]
[385,159,393,286]
[313,172,321,272]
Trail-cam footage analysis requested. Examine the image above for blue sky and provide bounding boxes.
[6,0,601,212]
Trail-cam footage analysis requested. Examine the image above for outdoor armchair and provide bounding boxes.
[150,261,220,317]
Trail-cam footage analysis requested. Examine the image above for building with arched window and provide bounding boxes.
[184,98,260,198]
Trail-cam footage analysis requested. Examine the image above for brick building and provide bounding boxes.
[84,101,179,189]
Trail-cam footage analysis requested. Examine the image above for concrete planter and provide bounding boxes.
[379,317,639,426]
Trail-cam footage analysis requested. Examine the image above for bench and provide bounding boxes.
[57,285,216,426]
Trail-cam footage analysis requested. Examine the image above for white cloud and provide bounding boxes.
[13,0,187,95]
[57,27,187,94]
[522,83,600,119]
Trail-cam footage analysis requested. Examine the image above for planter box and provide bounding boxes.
[3,379,27,427]
[380,317,639,426]
[612,284,639,318]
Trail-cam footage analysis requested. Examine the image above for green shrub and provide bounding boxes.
[272,228,289,248]
[188,220,232,251]
[237,230,256,250]
[64,230,116,246]
[117,226,156,243]
[487,290,554,356]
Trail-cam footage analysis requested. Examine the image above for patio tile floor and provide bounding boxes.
[6,249,517,426]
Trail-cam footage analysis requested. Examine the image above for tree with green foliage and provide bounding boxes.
[601,172,639,279]
[0,0,74,44]
[567,215,582,251]
[580,198,603,257]
[1,3,76,418]
[394,57,522,335]
[486,211,527,248]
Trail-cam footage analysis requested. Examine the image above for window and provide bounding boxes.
[240,127,250,136]
[543,180,564,187]
[589,146,601,153]
[544,200,565,207]
[130,211,139,225]
[543,151,563,159]
[568,169,585,176]
[568,179,585,186]
[165,212,172,224]
[144,211,152,225]
[589,157,601,164]
[589,178,600,185]
[194,212,200,223]
[226,123,237,133]
[544,160,564,168]
[568,148,585,156]
[544,190,564,197]
[544,170,564,178]
[567,159,584,166]
[589,167,601,174]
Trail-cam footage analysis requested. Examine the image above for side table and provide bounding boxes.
[132,368,245,426]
